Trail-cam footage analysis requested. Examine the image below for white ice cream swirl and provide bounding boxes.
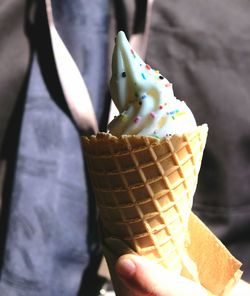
[108,31,196,138]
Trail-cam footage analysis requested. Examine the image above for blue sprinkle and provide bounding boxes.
[141,94,147,99]
[167,109,179,116]
[141,73,146,80]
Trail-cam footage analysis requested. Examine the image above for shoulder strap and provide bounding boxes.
[130,0,155,58]
[45,0,98,134]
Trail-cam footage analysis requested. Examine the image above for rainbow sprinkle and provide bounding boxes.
[167,109,179,116]
[165,83,172,88]
[153,134,160,139]
[149,112,156,119]
[133,116,141,123]
[141,73,146,80]
[120,113,127,121]
[175,111,186,117]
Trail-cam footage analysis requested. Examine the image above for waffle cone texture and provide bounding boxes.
[82,124,242,295]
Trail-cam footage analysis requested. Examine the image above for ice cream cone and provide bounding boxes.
[82,124,208,282]
[84,30,242,296]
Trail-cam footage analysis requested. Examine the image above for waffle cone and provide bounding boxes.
[82,124,242,294]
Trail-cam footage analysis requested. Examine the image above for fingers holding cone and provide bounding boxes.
[103,237,209,296]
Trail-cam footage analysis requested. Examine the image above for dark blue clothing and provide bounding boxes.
[0,1,109,295]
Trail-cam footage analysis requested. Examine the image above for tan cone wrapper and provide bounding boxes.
[82,124,242,295]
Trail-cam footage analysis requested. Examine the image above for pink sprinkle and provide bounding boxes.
[133,116,141,123]
[165,83,172,87]
[159,105,163,109]
[149,112,156,119]
[131,49,135,56]
[146,64,151,70]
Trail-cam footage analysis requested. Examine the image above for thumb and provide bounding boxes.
[116,254,208,296]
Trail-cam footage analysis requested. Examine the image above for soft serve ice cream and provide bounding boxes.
[108,31,196,138]
[82,32,242,295]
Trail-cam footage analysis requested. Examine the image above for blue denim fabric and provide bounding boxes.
[0,0,109,295]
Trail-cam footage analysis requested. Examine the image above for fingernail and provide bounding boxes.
[116,258,136,279]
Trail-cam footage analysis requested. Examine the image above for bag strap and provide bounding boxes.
[45,0,98,134]
[130,0,155,58]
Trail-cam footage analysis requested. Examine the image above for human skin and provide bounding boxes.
[115,254,208,296]
[115,254,250,296]
[103,237,250,296]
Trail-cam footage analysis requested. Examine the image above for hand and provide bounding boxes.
[115,254,250,296]
[115,254,208,296]
[103,237,250,296]
[103,237,208,296]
